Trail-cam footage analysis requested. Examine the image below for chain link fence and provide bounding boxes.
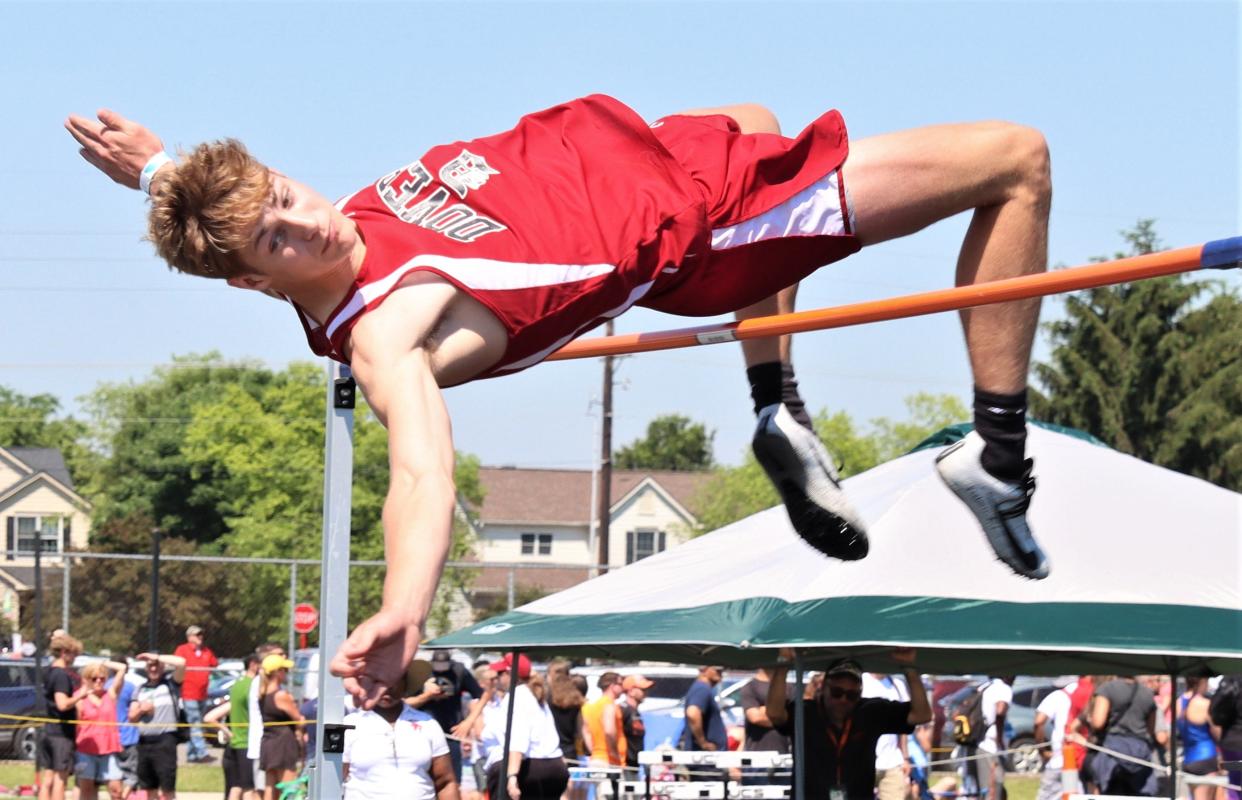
[6,550,599,659]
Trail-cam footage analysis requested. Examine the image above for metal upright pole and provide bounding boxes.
[793,652,805,800]
[1168,670,1179,800]
[310,361,355,800]
[149,528,162,652]
[288,562,297,657]
[498,649,522,800]
[61,553,70,633]
[33,534,43,710]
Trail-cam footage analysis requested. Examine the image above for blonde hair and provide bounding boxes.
[147,139,272,279]
[80,662,108,682]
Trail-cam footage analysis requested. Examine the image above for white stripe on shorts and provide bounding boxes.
[710,170,854,251]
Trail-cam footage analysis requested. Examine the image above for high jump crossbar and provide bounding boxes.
[547,236,1242,362]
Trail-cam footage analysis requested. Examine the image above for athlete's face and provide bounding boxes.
[228,172,361,291]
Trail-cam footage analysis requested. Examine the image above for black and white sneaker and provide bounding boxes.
[935,430,1049,580]
[752,403,869,560]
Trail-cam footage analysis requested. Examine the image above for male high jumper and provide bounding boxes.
[67,94,1051,706]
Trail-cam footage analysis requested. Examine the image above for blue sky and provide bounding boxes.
[2,1,1238,468]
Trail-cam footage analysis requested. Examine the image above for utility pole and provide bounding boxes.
[595,321,614,573]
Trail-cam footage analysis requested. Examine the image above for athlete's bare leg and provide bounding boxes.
[842,121,1051,395]
[844,121,1053,579]
[670,104,866,561]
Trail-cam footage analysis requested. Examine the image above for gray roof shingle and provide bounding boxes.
[6,448,74,490]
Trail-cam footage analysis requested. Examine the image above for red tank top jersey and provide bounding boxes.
[295,94,857,380]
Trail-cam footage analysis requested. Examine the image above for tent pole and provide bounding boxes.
[1168,666,1179,800]
[498,648,522,800]
[793,652,805,800]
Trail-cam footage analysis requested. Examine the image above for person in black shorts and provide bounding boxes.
[132,652,188,800]
[38,633,86,800]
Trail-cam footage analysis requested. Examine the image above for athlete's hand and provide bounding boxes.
[330,607,422,710]
[65,109,165,191]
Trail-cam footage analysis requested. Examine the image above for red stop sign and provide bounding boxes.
[293,603,319,634]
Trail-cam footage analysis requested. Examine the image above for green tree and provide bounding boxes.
[178,361,482,635]
[1031,221,1242,489]
[0,387,98,487]
[692,394,970,533]
[870,392,970,462]
[28,513,259,655]
[81,353,280,545]
[614,414,715,471]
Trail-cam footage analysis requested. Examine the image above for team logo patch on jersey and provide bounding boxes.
[440,150,500,199]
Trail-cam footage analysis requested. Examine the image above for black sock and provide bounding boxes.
[748,362,815,432]
[781,363,815,431]
[746,362,783,415]
[973,386,1029,482]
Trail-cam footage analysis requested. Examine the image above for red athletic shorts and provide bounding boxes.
[641,109,860,317]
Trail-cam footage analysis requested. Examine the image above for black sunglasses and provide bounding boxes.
[828,686,862,701]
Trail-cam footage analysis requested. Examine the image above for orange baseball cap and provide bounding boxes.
[622,675,654,690]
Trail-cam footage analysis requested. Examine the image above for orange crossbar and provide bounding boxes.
[547,243,1208,361]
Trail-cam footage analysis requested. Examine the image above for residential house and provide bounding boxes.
[0,447,93,630]
[463,466,712,617]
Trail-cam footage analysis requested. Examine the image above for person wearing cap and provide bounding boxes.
[173,624,219,764]
[131,651,188,800]
[766,648,931,800]
[583,671,626,766]
[1033,677,1080,800]
[486,654,568,800]
[343,659,460,800]
[258,654,304,800]
[406,651,486,783]
[619,676,653,773]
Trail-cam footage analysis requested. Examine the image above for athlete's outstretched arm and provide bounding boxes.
[65,109,165,190]
[331,307,457,709]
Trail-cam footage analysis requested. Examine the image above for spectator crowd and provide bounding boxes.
[27,629,1242,800]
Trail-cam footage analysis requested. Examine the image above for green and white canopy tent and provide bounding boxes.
[433,424,1242,676]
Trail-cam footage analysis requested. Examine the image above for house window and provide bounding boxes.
[626,529,666,564]
[520,533,553,556]
[15,516,62,554]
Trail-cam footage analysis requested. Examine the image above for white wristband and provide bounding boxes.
[139,151,174,195]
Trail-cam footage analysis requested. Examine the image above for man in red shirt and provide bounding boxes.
[173,625,219,763]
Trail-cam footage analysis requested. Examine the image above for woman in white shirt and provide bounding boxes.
[342,660,460,800]
[486,654,569,800]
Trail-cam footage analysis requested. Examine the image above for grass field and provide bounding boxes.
[0,762,1041,798]
[0,762,223,794]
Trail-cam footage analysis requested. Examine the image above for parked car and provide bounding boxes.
[937,676,1061,774]
[204,659,245,713]
[291,648,319,702]
[0,658,41,760]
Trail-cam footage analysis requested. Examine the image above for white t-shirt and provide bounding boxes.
[979,680,1013,753]
[247,676,263,760]
[343,707,449,800]
[1035,685,1075,770]
[507,684,563,760]
[863,674,910,770]
[479,693,509,769]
